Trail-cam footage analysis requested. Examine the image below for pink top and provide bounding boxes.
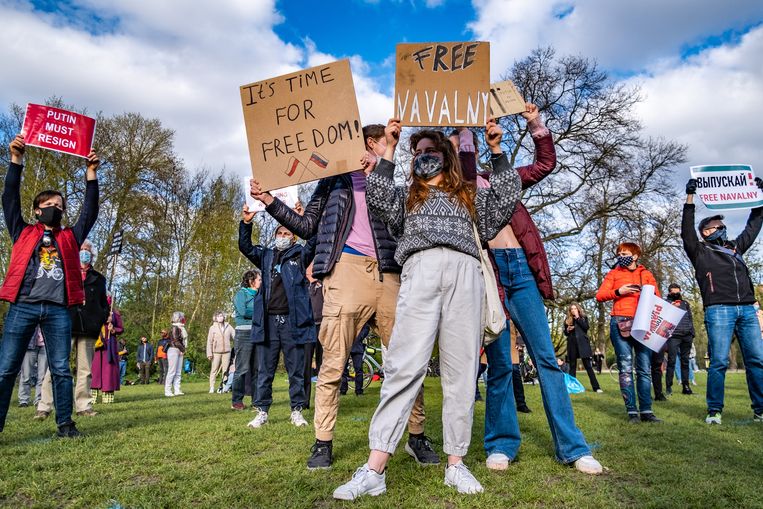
[345,171,377,258]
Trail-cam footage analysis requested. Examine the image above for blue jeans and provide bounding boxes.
[0,302,74,429]
[705,304,763,415]
[484,248,591,463]
[610,318,653,414]
[119,360,127,385]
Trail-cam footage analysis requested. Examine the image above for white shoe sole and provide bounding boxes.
[444,479,483,494]
[486,459,509,470]
[333,485,386,500]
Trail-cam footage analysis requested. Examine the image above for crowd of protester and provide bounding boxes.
[0,103,762,500]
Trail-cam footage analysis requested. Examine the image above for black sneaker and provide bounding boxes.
[654,394,667,402]
[56,422,83,439]
[18,402,29,408]
[682,384,693,395]
[628,414,641,424]
[405,434,440,465]
[307,440,333,470]
[640,413,662,423]
[517,405,532,414]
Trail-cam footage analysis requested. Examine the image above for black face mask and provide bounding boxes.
[37,206,63,227]
[667,293,682,302]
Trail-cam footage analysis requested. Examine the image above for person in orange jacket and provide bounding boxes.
[596,242,662,424]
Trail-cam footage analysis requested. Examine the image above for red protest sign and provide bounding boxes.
[22,104,96,158]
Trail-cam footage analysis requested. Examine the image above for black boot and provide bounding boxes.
[307,440,333,470]
[56,422,83,438]
[682,383,693,395]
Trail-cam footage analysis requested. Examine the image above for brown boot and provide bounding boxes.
[33,410,50,421]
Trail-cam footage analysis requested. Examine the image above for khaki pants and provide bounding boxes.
[209,352,231,390]
[368,248,483,457]
[38,335,95,413]
[313,254,425,441]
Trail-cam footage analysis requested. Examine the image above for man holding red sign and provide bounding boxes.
[0,133,100,438]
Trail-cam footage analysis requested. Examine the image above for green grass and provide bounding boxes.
[1,372,762,508]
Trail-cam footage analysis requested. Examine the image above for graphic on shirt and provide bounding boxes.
[37,246,64,281]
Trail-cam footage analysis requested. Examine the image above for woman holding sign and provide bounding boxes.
[596,242,662,424]
[332,118,521,500]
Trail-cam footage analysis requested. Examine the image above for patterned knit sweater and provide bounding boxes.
[367,153,521,266]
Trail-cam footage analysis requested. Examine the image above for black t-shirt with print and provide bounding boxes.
[22,233,66,305]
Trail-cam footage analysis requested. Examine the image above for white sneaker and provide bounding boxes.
[290,408,308,427]
[595,389,604,393]
[486,453,510,470]
[333,464,386,500]
[209,388,215,394]
[444,461,483,494]
[165,393,174,397]
[175,391,185,396]
[247,409,268,428]
[574,455,603,475]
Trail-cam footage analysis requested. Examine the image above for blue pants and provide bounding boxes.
[610,318,653,415]
[484,248,591,463]
[255,315,306,412]
[119,360,127,385]
[705,305,763,415]
[0,302,74,429]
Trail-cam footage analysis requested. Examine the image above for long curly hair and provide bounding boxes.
[406,130,476,218]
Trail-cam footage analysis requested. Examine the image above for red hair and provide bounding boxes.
[615,242,641,257]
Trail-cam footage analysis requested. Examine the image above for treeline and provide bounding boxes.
[0,48,760,372]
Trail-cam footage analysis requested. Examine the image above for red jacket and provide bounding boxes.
[0,223,85,306]
[463,132,557,299]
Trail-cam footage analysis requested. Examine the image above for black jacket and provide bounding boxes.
[238,221,316,344]
[670,299,695,338]
[563,316,592,359]
[69,267,109,337]
[682,204,762,308]
[265,173,401,280]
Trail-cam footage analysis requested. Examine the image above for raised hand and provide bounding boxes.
[686,178,697,195]
[521,103,539,122]
[9,134,25,164]
[242,204,256,224]
[249,179,274,206]
[485,118,503,154]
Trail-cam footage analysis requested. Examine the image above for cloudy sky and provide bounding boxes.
[2,0,762,222]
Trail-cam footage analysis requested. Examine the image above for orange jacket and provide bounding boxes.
[596,265,659,317]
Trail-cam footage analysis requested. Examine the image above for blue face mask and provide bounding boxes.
[80,250,92,265]
[704,227,727,245]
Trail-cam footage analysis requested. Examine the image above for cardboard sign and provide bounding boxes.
[395,42,490,127]
[690,164,762,210]
[240,59,365,192]
[243,177,298,213]
[489,80,526,118]
[631,285,686,353]
[22,104,96,158]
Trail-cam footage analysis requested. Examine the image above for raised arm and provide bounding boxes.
[735,178,763,254]
[238,216,264,269]
[474,119,521,241]
[3,134,29,242]
[366,119,406,236]
[681,179,700,262]
[248,177,331,240]
[72,151,100,245]
[516,105,557,189]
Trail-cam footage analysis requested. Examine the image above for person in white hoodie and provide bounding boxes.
[207,311,234,393]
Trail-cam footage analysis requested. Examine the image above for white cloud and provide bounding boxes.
[0,0,393,180]
[469,0,763,77]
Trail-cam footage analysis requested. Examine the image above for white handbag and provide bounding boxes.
[471,222,506,345]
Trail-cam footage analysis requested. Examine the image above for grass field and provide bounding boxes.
[1,371,762,508]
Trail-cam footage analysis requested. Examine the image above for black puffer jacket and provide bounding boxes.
[670,299,695,337]
[69,267,109,337]
[682,203,762,308]
[266,173,400,279]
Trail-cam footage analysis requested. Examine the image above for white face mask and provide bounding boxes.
[274,237,292,251]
